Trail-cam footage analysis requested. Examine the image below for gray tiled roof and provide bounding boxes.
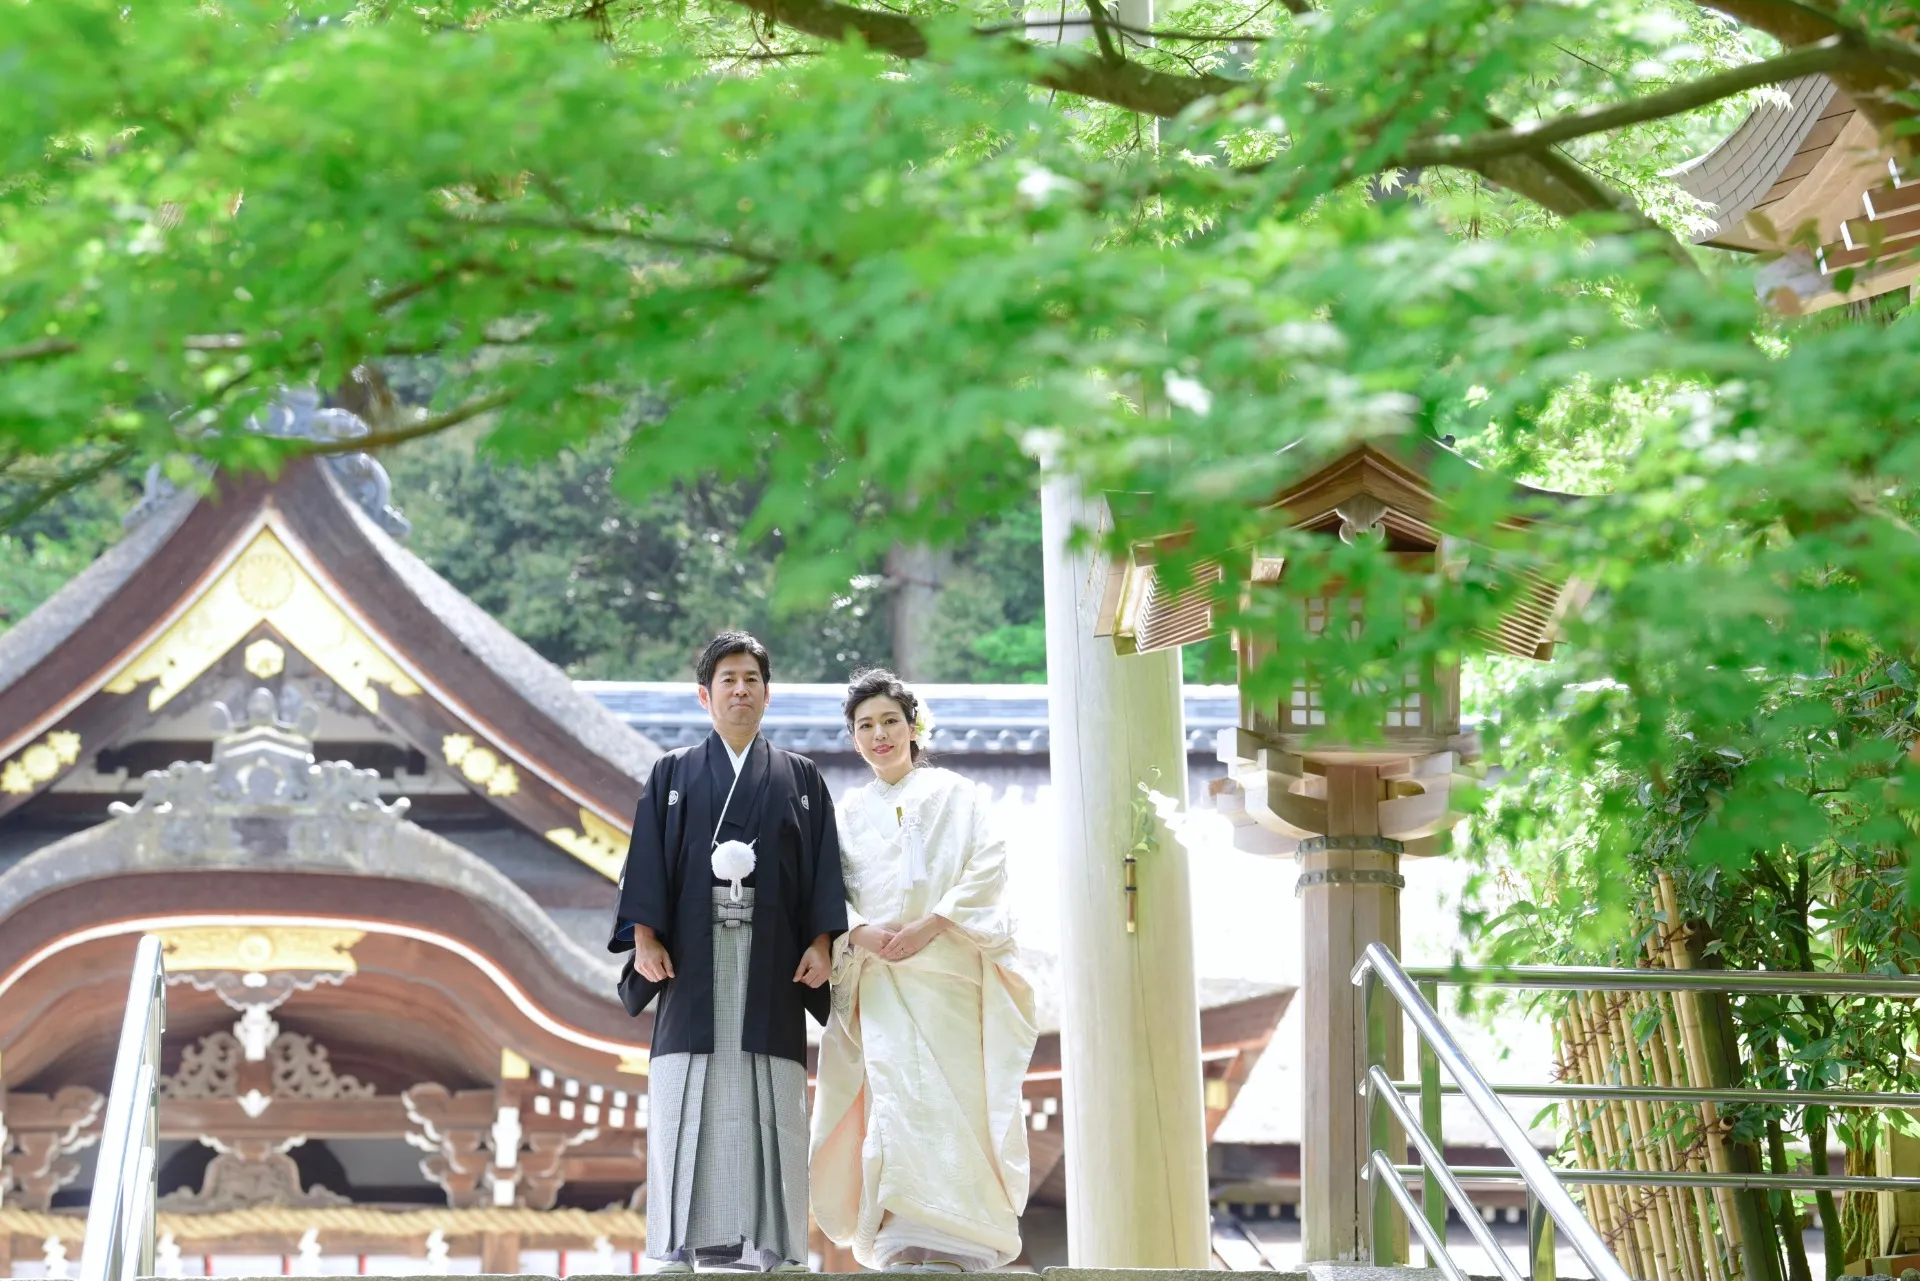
[578,681,1240,755]
[1667,74,1837,243]
[334,474,663,781]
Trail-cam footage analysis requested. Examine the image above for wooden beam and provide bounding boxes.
[157,1094,487,1141]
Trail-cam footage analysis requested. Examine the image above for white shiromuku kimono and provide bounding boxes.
[810,766,1039,1271]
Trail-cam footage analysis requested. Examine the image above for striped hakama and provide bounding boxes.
[647,888,811,1268]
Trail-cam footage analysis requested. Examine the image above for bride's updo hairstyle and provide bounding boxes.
[843,668,925,763]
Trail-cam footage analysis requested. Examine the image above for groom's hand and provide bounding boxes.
[794,933,832,987]
[633,926,675,983]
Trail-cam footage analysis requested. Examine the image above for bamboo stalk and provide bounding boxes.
[1560,1012,1628,1256]
[1577,993,1657,1279]
[1660,872,1749,1281]
[1568,998,1642,1276]
[1649,985,1728,1281]
[1635,990,1709,1281]
[1596,989,1679,1281]
[1646,985,1727,1281]
[1649,945,1738,1281]
[1637,919,1714,1281]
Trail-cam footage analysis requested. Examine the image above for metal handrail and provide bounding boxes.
[1374,1150,1470,1281]
[1388,1080,1920,1108]
[1409,1165,1920,1193]
[1360,948,1920,1281]
[1368,1065,1524,1281]
[79,936,166,1281]
[1401,962,1920,998]
[1354,942,1633,1281]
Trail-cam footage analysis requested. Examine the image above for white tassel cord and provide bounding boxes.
[711,839,757,902]
[709,747,757,902]
[899,813,930,887]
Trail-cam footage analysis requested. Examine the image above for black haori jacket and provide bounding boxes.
[608,732,847,1065]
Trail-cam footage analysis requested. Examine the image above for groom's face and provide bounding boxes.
[699,651,769,737]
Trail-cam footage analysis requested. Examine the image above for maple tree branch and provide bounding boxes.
[725,0,1679,219]
[1697,0,1920,138]
[734,0,1240,117]
[1400,36,1865,169]
[986,8,1282,44]
[299,390,518,456]
[1083,0,1127,65]
[0,441,138,531]
[449,212,786,265]
[0,338,82,366]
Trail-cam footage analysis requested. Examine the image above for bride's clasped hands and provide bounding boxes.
[809,668,1038,1274]
[849,915,950,962]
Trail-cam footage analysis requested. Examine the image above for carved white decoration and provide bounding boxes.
[175,970,350,1015]
[236,1006,280,1062]
[43,1235,70,1280]
[590,1237,617,1272]
[294,1228,323,1276]
[156,1232,184,1279]
[426,1228,451,1275]
[238,1090,272,1119]
[491,1105,521,1170]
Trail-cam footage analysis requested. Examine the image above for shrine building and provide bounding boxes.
[0,396,1292,1275]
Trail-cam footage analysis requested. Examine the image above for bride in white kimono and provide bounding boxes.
[811,670,1038,1273]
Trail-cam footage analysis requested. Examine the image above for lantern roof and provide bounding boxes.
[1094,435,1586,661]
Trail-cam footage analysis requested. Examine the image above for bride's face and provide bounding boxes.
[851,695,916,782]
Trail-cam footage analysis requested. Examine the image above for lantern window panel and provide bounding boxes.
[1383,671,1426,730]
[1288,679,1326,727]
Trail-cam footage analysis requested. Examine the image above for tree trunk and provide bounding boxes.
[885,543,950,679]
[1695,978,1786,1281]
[1767,1116,1814,1281]
[1809,1110,1842,1280]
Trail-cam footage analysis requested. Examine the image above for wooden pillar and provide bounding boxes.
[1299,764,1407,1263]
[480,1232,519,1274]
[1041,476,1210,1268]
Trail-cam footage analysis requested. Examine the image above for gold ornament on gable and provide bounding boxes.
[441,733,520,797]
[544,807,628,880]
[104,527,422,713]
[1,730,83,796]
[156,926,365,975]
[243,639,287,679]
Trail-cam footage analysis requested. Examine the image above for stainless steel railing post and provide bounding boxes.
[1353,944,1633,1281]
[80,935,166,1281]
[1354,945,1920,1281]
[1363,964,1401,1265]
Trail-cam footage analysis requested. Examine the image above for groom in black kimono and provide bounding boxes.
[610,631,846,1273]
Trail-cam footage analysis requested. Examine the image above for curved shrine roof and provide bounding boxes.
[0,456,659,881]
